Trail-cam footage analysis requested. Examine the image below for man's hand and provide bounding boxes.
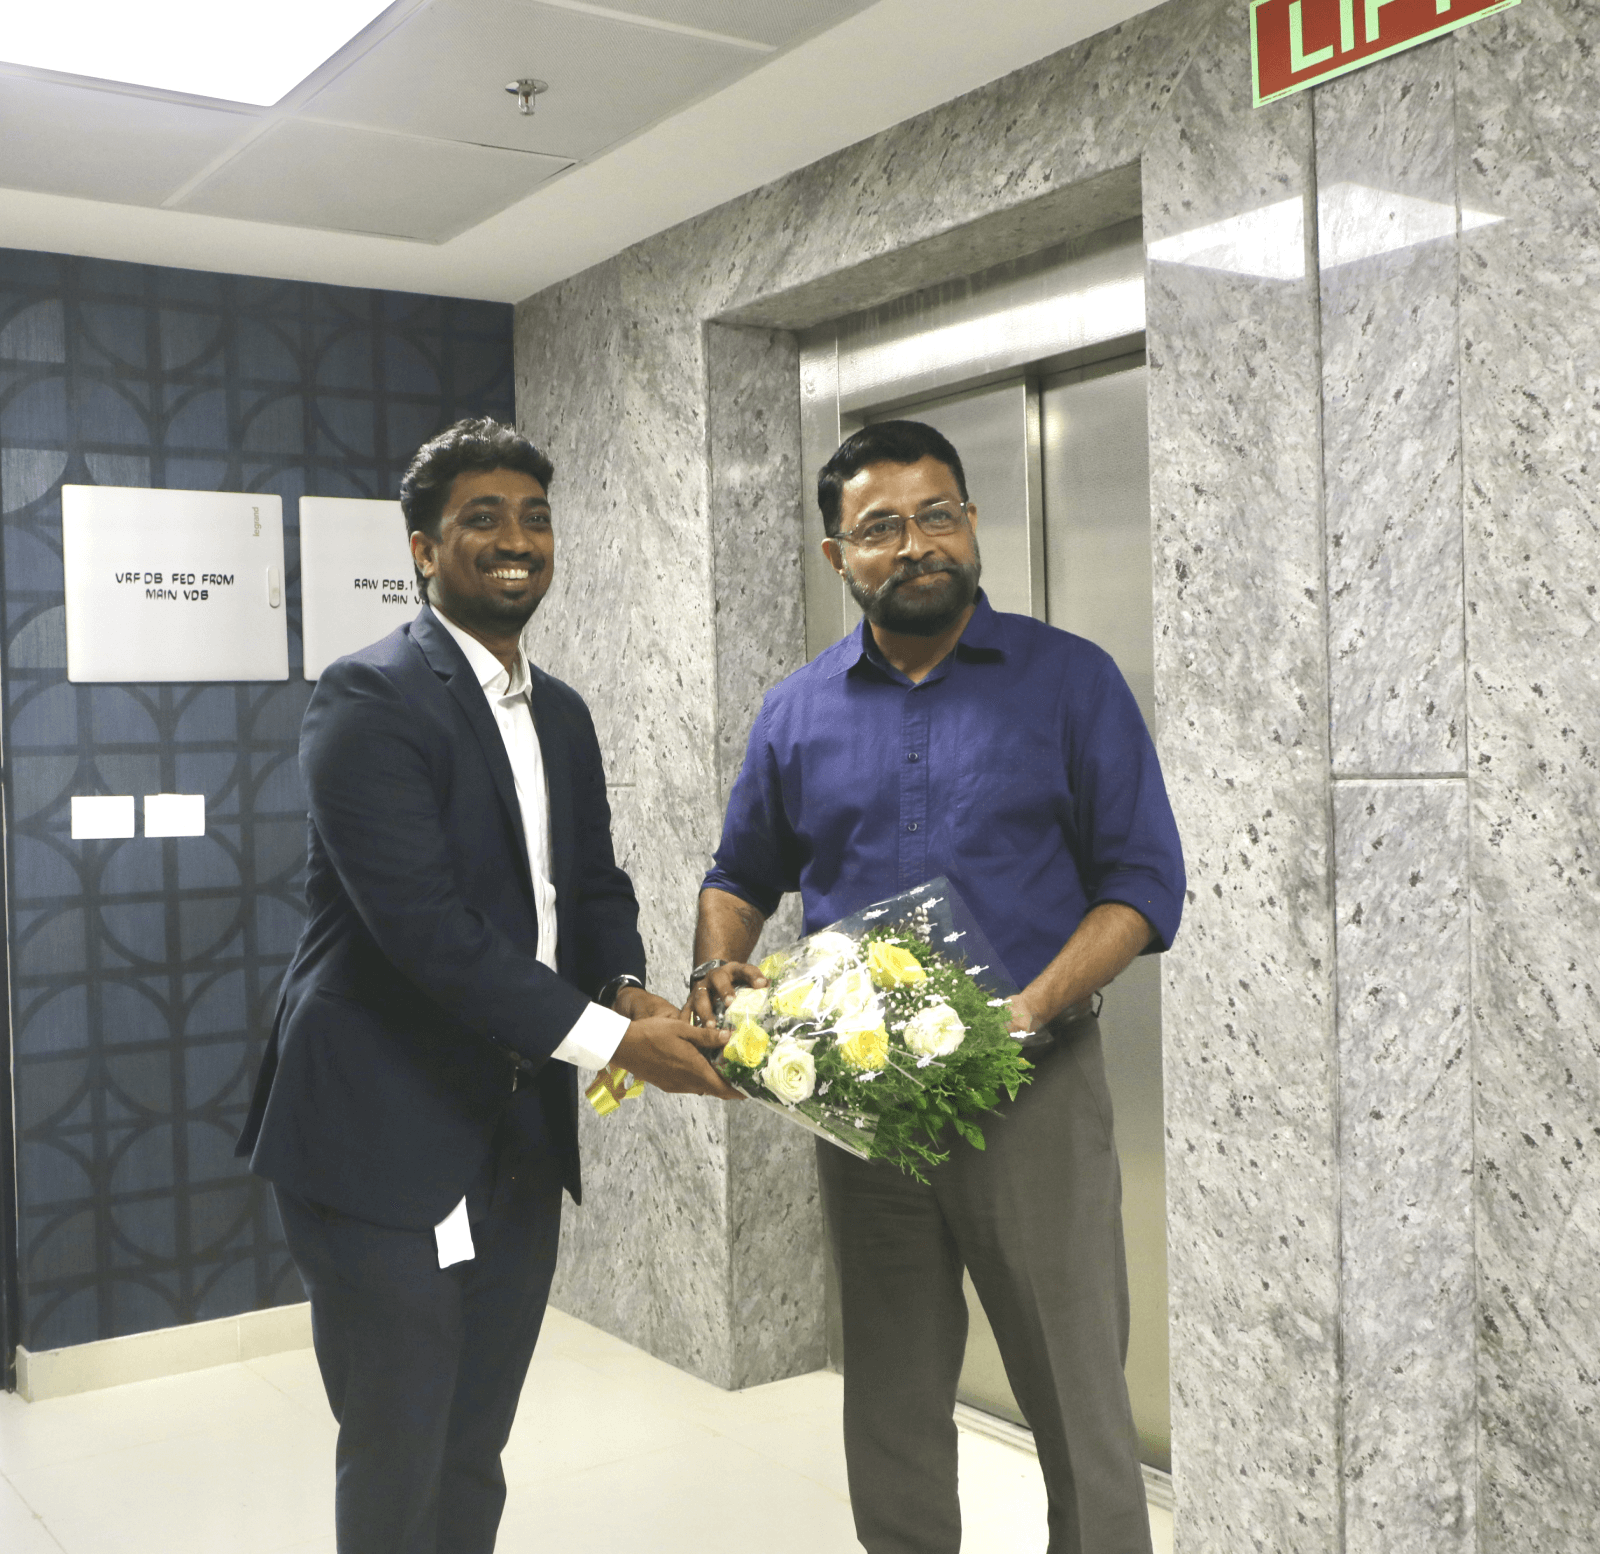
[1007,994,1041,1037]
[684,962,767,1027]
[613,1017,743,1100]
[612,985,681,1023]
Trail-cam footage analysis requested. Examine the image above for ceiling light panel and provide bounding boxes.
[550,0,877,48]
[0,76,257,205]
[304,0,762,160]
[174,120,572,242]
[0,0,399,106]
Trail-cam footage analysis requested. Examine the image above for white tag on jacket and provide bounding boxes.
[434,1196,475,1268]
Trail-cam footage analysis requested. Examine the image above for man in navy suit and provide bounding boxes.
[238,417,736,1554]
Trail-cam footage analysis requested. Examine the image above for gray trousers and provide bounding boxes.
[815,1013,1152,1554]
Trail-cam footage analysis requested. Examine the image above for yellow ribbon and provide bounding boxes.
[585,1062,646,1117]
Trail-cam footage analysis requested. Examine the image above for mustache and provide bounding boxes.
[865,556,961,601]
[480,555,546,572]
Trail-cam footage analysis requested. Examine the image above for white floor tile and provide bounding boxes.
[0,1472,66,1553]
[1,1307,1174,1553]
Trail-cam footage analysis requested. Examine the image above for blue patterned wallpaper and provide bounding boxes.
[0,249,514,1353]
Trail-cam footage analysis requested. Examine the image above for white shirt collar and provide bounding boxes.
[432,607,530,698]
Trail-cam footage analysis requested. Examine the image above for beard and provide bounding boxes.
[844,543,981,637]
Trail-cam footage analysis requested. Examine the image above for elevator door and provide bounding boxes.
[874,356,1169,1473]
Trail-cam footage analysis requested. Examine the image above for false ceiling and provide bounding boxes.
[0,0,1165,301]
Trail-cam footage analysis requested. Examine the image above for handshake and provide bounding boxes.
[605,966,762,1103]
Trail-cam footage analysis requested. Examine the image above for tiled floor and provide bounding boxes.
[0,1308,1175,1553]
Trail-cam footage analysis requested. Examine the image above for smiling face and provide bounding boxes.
[826,455,981,638]
[409,466,554,641]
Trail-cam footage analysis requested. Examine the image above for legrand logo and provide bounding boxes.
[252,505,262,537]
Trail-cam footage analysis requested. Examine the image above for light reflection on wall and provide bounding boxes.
[1147,184,1503,281]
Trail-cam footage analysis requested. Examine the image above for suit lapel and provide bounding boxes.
[408,608,536,900]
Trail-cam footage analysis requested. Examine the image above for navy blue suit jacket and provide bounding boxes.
[238,605,644,1227]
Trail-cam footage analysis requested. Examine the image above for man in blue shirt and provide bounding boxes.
[689,420,1184,1554]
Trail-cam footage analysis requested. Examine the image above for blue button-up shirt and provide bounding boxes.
[703,592,1185,988]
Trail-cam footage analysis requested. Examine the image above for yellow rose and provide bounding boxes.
[772,978,823,1021]
[867,940,928,989]
[759,951,794,981]
[835,1016,890,1072]
[722,1019,770,1068]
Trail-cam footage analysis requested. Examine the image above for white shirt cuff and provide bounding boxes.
[550,1001,629,1071]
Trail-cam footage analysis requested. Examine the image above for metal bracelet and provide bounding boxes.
[687,958,728,988]
[596,973,645,1009]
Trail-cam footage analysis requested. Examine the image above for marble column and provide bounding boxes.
[1314,43,1476,1554]
[1456,3,1600,1547]
[1144,6,1342,1548]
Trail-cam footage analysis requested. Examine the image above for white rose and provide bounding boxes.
[902,1001,966,1058]
[825,966,878,1020]
[724,985,770,1022]
[803,930,861,981]
[771,977,823,1022]
[761,1038,817,1105]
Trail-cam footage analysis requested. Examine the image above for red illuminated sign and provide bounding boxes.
[1251,0,1519,105]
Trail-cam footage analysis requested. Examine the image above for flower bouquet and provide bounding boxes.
[714,879,1032,1181]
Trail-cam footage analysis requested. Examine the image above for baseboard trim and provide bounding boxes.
[15,1302,313,1402]
[952,1402,1173,1513]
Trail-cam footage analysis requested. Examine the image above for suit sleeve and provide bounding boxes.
[301,656,590,1067]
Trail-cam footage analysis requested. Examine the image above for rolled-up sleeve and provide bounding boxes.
[701,699,800,918]
[1068,658,1186,952]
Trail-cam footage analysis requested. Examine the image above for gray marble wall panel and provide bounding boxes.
[706,321,806,810]
[1456,5,1600,1548]
[1316,49,1466,777]
[511,0,1599,1541]
[1334,780,1474,1554]
[1143,10,1342,1547]
[516,253,738,1380]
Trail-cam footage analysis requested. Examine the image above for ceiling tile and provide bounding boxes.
[584,0,878,48]
[173,120,571,243]
[303,0,760,159]
[0,73,258,206]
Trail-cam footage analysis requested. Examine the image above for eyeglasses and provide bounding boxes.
[833,501,971,553]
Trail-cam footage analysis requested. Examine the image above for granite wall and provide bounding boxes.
[514,0,1599,1547]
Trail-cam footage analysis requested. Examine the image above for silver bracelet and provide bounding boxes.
[687,958,728,988]
[596,973,645,1009]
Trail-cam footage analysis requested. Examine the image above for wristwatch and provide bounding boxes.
[596,973,645,1010]
[687,958,728,988]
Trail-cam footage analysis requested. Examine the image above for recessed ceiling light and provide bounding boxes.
[0,0,397,107]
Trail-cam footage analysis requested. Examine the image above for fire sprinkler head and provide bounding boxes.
[505,78,549,115]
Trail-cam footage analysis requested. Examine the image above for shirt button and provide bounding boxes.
[906,751,919,761]
[906,822,919,832]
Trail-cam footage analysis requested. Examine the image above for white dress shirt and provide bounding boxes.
[434,610,629,1072]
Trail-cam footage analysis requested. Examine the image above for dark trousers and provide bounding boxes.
[274,1136,563,1554]
[816,1014,1152,1554]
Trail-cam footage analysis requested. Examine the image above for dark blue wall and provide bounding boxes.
[0,249,514,1351]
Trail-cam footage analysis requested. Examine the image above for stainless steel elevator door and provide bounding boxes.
[1041,353,1169,1473]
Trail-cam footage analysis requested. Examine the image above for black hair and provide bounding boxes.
[815,420,968,538]
[399,417,554,585]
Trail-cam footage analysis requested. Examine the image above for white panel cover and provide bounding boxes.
[299,496,421,680]
[61,486,288,683]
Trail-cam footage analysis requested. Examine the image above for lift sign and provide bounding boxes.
[1252,0,1518,106]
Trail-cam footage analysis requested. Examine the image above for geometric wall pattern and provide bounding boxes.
[0,248,513,1351]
